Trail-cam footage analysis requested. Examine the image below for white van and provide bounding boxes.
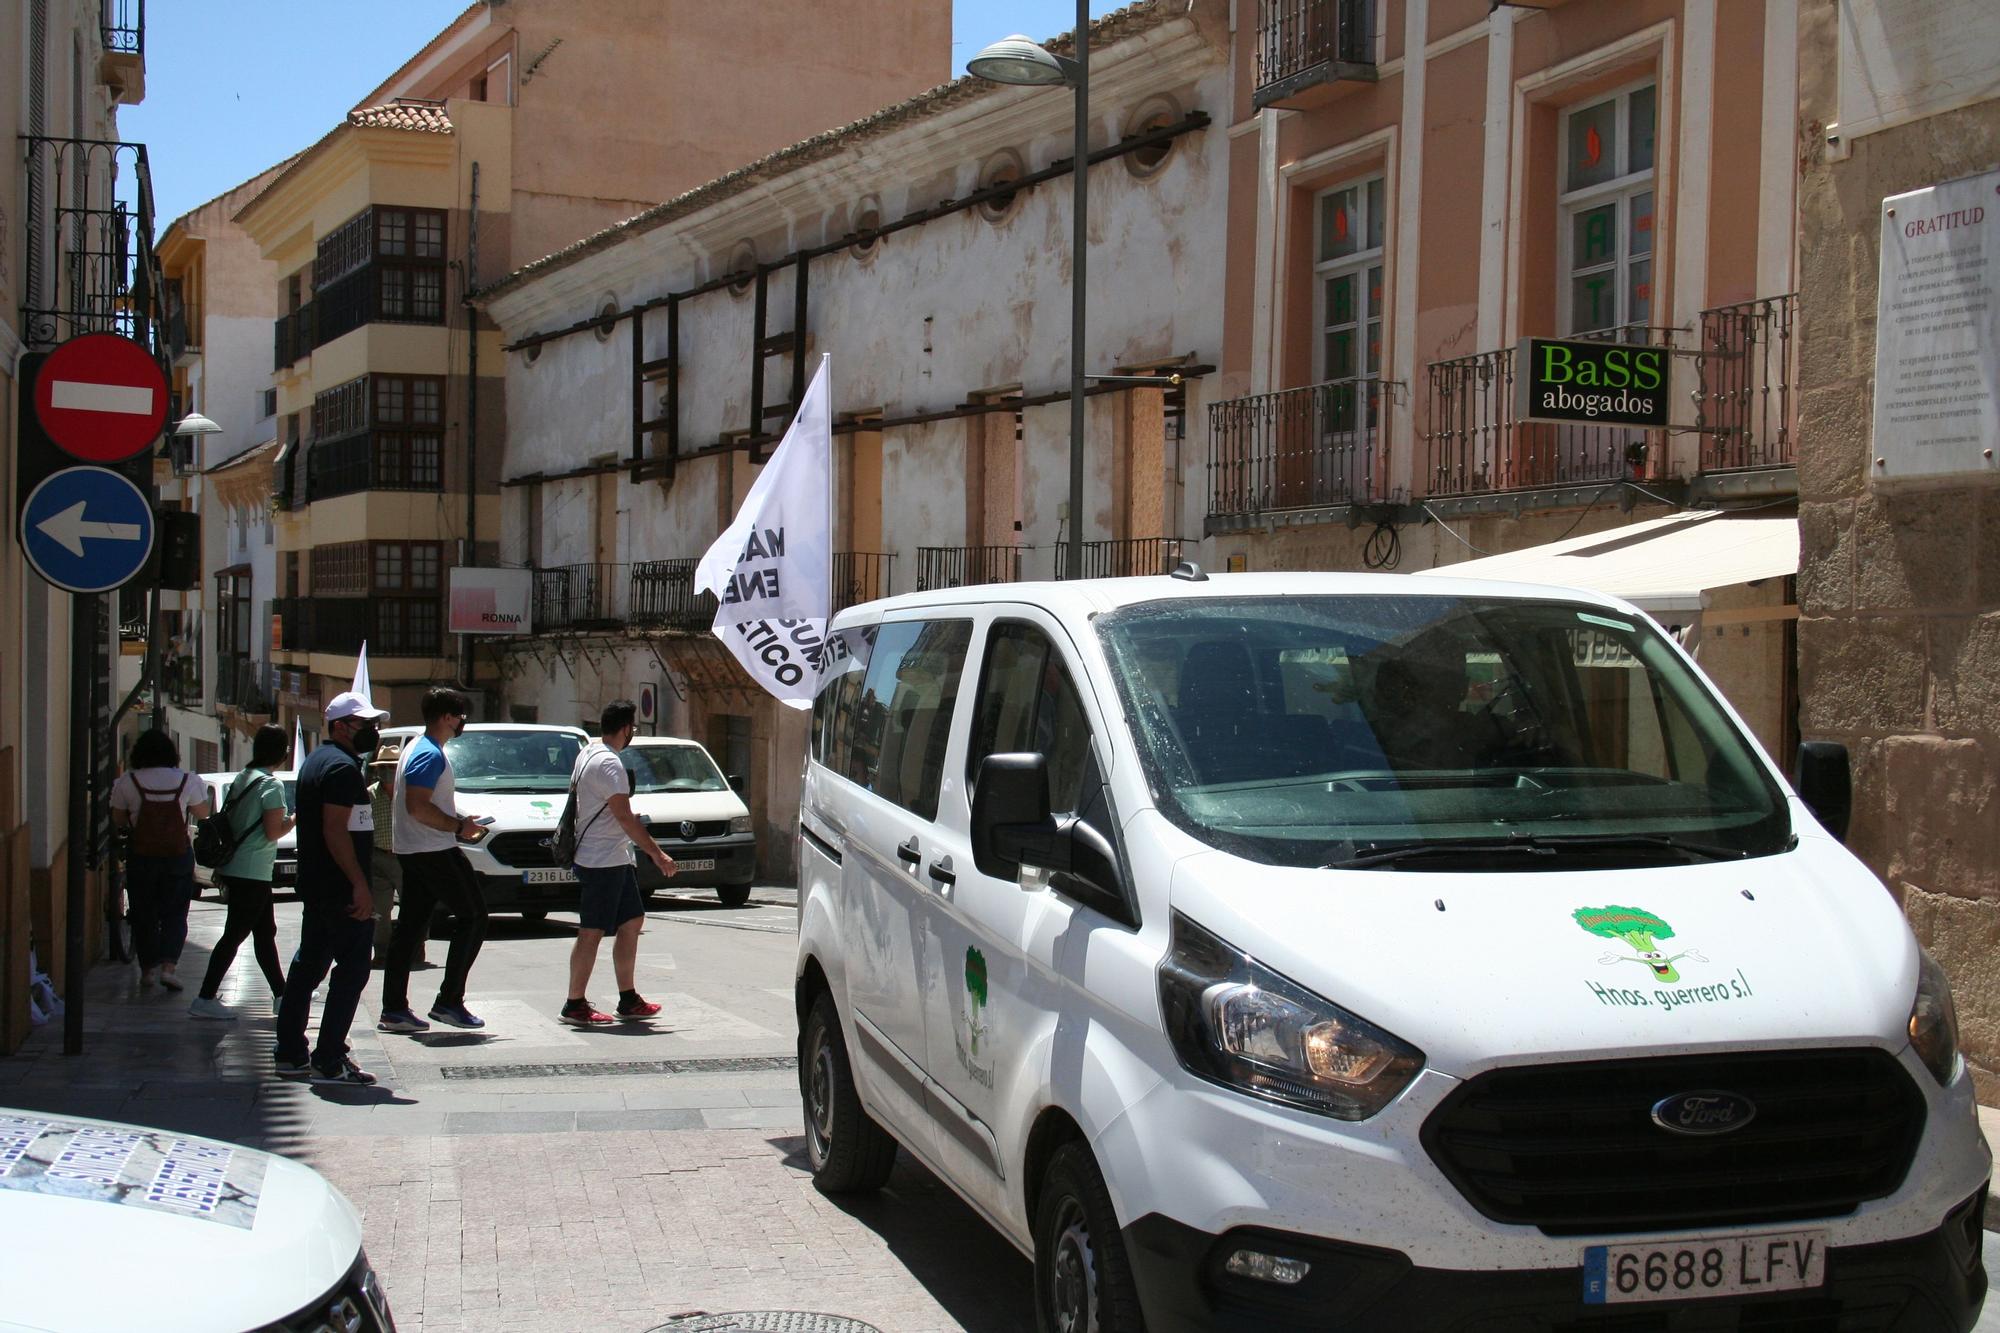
[194,770,297,896]
[0,1107,394,1331]
[793,571,1990,1332]
[623,736,758,906]
[377,723,588,920]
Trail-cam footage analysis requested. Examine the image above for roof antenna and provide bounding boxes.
[1169,561,1206,582]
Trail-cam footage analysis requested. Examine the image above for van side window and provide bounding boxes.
[847,619,972,821]
[967,622,1092,813]
[815,624,879,772]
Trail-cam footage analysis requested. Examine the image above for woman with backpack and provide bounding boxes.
[110,729,211,991]
[189,724,295,1020]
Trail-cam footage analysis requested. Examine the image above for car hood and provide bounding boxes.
[629,789,747,823]
[0,1111,361,1332]
[1166,826,1917,1077]
[448,789,568,827]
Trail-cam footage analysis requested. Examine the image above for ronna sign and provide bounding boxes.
[1514,336,1670,429]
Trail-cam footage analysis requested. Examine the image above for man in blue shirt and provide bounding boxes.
[274,691,389,1084]
[379,687,489,1033]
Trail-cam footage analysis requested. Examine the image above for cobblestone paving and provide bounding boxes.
[0,890,1031,1332]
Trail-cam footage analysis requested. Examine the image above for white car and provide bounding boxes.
[0,1108,395,1331]
[623,736,758,906]
[193,770,298,897]
[377,723,587,920]
[794,570,1991,1332]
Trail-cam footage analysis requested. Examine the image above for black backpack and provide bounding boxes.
[193,772,262,870]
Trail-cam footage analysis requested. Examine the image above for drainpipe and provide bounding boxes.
[462,161,481,700]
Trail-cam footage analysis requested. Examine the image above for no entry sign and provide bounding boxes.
[32,332,169,463]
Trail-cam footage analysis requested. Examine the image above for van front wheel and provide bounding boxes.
[1035,1143,1146,1333]
[802,991,896,1193]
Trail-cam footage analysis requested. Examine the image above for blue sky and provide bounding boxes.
[124,2,1124,230]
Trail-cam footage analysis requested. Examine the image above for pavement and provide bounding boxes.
[0,886,1030,1333]
[5,886,1999,1332]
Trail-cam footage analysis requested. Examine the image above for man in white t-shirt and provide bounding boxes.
[562,699,677,1027]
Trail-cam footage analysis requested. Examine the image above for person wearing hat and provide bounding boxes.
[273,690,389,1084]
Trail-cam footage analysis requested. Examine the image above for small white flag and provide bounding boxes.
[696,356,834,709]
[351,640,373,704]
[291,717,307,768]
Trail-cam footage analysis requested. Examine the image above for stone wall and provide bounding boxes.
[1794,2,2000,1098]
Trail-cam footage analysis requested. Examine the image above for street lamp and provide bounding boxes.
[970,9,1090,581]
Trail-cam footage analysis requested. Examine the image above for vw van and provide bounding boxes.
[623,735,758,906]
[793,570,1989,1332]
[194,770,298,897]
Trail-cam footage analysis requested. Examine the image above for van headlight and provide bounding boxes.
[729,815,753,835]
[1910,946,1961,1086]
[1158,911,1424,1120]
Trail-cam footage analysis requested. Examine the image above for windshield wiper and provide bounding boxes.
[1321,831,1752,870]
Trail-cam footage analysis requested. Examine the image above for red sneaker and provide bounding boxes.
[617,994,662,1020]
[560,1000,615,1027]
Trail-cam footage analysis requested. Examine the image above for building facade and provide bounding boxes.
[0,0,152,1048]
[234,0,952,734]
[1791,0,2000,1096]
[477,2,1229,879]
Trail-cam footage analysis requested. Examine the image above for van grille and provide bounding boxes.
[648,820,730,842]
[1421,1049,1925,1236]
[485,832,555,868]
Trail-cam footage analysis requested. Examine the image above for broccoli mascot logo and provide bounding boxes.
[1573,904,1707,983]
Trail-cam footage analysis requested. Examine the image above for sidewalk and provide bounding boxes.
[0,893,1030,1333]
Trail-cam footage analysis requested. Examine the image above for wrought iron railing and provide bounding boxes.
[101,0,144,56]
[1423,328,1685,498]
[304,431,443,501]
[19,136,162,352]
[831,552,895,613]
[1697,294,1796,472]
[274,303,314,370]
[1055,537,1187,581]
[916,544,1025,591]
[535,563,622,632]
[1208,377,1387,522]
[630,558,717,633]
[1255,0,1372,97]
[214,653,273,711]
[312,266,373,348]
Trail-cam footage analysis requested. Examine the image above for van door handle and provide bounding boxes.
[896,836,922,866]
[928,856,956,886]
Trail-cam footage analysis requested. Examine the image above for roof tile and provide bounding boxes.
[347,100,454,134]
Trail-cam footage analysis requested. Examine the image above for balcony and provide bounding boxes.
[1423,328,1685,503]
[273,303,314,371]
[916,545,1026,592]
[1055,537,1188,580]
[1207,378,1389,530]
[1696,294,1797,478]
[305,431,443,502]
[1253,0,1374,111]
[535,563,622,632]
[215,653,273,713]
[831,552,895,613]
[99,0,145,103]
[20,136,161,351]
[630,559,716,633]
[270,597,435,658]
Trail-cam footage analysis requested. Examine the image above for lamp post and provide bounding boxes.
[970,6,1089,581]
[154,410,222,732]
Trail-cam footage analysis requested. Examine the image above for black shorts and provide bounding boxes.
[574,862,643,932]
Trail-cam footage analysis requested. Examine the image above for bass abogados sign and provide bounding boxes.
[1515,337,1670,428]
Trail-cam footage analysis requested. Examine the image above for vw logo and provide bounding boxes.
[679,820,698,841]
[1651,1090,1757,1136]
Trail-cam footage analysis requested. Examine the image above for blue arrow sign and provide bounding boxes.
[20,465,155,594]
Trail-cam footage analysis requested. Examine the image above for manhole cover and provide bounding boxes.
[647,1315,882,1333]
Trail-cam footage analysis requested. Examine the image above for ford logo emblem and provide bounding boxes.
[1651,1090,1757,1136]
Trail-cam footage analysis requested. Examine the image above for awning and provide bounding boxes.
[1413,512,1798,614]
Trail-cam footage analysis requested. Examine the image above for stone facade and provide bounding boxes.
[1794,0,2000,1097]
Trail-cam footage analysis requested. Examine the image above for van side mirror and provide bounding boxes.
[971,753,1125,909]
[1794,741,1852,843]
[728,773,745,794]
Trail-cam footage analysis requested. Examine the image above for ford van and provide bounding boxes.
[377,723,587,921]
[792,570,1989,1332]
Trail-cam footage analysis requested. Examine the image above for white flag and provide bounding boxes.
[696,356,833,709]
[352,640,373,703]
[291,717,307,768]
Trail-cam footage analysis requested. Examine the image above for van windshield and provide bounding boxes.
[445,732,583,793]
[624,745,729,794]
[1095,595,1792,869]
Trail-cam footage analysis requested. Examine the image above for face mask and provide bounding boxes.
[351,723,381,753]
[453,716,468,739]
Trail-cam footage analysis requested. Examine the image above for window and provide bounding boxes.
[967,623,1093,813]
[376,207,446,322]
[844,620,972,820]
[1560,82,1656,335]
[313,377,367,439]
[314,212,371,289]
[976,150,1026,224]
[258,388,277,418]
[1314,174,1385,392]
[373,375,445,490]
[375,596,441,656]
[314,542,367,596]
[371,541,442,593]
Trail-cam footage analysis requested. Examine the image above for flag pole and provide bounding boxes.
[822,354,834,627]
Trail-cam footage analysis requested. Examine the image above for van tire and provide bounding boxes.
[802,991,897,1193]
[716,883,752,908]
[1034,1142,1145,1333]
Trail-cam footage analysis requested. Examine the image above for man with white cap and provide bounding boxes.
[273,689,389,1084]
